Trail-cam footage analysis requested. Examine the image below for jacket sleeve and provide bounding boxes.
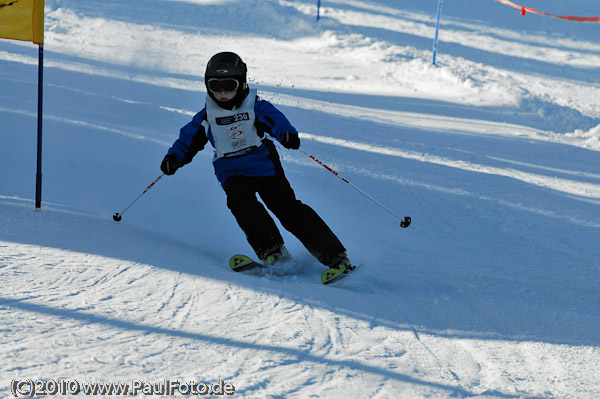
[167,108,209,167]
[254,98,298,143]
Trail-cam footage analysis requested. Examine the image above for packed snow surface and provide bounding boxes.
[1,0,599,398]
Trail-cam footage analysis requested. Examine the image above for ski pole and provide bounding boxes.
[300,149,411,228]
[113,173,164,222]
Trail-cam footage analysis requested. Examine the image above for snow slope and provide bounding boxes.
[1,0,599,397]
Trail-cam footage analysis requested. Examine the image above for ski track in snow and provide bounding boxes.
[3,239,599,398]
[1,0,600,398]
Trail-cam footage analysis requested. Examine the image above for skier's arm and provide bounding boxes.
[167,109,209,167]
[255,99,299,146]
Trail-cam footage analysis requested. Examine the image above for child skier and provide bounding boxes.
[160,52,352,272]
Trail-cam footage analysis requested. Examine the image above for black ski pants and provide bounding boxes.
[223,174,345,266]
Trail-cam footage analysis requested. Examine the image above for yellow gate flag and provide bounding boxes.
[0,0,44,44]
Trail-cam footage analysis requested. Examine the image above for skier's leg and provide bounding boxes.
[257,175,346,266]
[223,176,284,259]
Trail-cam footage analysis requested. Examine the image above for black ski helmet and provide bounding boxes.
[205,52,248,109]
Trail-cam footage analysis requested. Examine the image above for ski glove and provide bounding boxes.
[280,132,300,150]
[160,154,180,175]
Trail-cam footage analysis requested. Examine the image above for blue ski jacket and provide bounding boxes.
[166,92,298,185]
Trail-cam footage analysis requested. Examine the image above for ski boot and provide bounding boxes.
[260,244,290,266]
[328,252,355,273]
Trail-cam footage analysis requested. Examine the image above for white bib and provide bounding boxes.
[206,89,263,158]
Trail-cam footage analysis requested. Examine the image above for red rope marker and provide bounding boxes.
[494,0,600,22]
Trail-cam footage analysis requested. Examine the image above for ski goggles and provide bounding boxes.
[207,78,240,94]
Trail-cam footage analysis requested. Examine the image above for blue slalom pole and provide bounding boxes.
[432,0,444,65]
[35,44,44,211]
[316,0,321,21]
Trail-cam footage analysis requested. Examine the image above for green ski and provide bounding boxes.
[230,254,362,284]
[229,254,264,273]
[321,264,361,285]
